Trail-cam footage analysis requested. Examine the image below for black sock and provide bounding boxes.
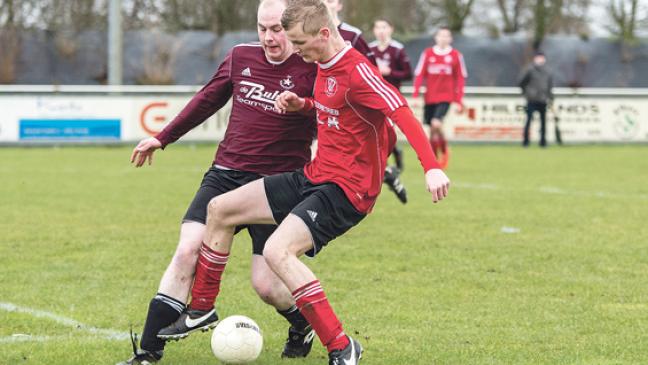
[140,293,185,352]
[277,305,310,333]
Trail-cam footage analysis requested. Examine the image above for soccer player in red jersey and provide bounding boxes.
[118,1,318,363]
[413,26,467,169]
[161,1,450,364]
[322,0,411,203]
[370,18,413,194]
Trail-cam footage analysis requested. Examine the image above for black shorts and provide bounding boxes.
[423,102,450,124]
[264,170,365,257]
[184,166,275,255]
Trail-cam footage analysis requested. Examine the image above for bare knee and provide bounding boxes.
[170,239,201,272]
[251,272,277,305]
[262,239,292,270]
[431,120,443,132]
[207,196,237,228]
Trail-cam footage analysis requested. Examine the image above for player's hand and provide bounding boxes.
[130,137,162,167]
[275,91,305,113]
[454,102,464,114]
[425,168,450,203]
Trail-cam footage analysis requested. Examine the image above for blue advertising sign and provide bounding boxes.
[19,119,121,140]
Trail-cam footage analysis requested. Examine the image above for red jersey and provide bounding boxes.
[338,22,376,65]
[369,40,413,90]
[413,46,467,105]
[303,46,439,213]
[156,43,317,175]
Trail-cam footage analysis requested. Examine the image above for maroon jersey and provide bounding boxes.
[156,43,318,175]
[369,40,413,90]
[303,46,437,213]
[338,22,376,65]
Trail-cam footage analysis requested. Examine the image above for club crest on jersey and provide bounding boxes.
[280,75,295,90]
[325,76,338,97]
[444,55,453,63]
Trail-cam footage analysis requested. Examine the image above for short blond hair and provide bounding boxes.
[281,0,336,35]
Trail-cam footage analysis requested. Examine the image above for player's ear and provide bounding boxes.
[319,27,331,41]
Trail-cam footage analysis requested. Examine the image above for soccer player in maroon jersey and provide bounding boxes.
[160,1,450,364]
[117,1,317,364]
[413,26,467,169]
[370,18,413,196]
[370,19,412,92]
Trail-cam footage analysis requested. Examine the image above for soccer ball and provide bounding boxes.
[211,315,263,364]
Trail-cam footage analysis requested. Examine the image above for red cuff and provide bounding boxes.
[302,98,314,112]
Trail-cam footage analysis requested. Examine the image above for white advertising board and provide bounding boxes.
[0,94,230,143]
[0,88,646,144]
[415,96,648,143]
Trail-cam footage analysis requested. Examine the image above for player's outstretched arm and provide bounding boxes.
[130,137,162,167]
[275,91,307,113]
[391,107,450,203]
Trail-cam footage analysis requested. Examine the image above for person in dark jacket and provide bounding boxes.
[519,51,553,147]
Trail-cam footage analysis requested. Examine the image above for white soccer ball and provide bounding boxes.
[211,315,263,364]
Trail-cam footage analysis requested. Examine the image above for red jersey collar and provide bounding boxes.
[432,45,453,56]
[319,44,352,70]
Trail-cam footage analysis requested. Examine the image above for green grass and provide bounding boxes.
[1,144,647,365]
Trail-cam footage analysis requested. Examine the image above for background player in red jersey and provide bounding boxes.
[370,18,413,198]
[413,26,467,169]
[118,1,317,364]
[161,1,450,364]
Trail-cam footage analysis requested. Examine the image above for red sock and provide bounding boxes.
[430,136,441,158]
[293,280,349,352]
[440,136,448,154]
[189,243,229,311]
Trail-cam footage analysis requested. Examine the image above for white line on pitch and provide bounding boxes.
[0,335,58,344]
[454,182,648,200]
[0,302,129,343]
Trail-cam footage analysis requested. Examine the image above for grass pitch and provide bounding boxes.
[1,144,647,365]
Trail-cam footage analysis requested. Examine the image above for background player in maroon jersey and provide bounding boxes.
[413,27,467,169]
[322,0,375,64]
[118,1,317,363]
[161,1,450,364]
[370,19,412,95]
[370,18,413,200]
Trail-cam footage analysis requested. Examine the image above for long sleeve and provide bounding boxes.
[412,50,427,98]
[548,74,554,101]
[389,48,413,82]
[155,50,234,148]
[518,67,531,90]
[453,52,467,104]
